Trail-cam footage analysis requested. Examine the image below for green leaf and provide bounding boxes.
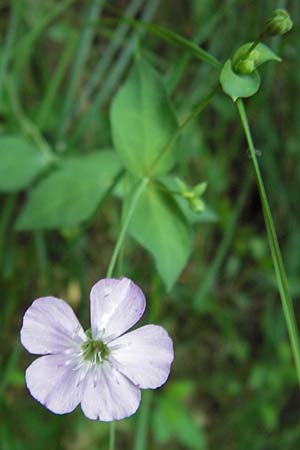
[220,59,260,101]
[128,181,192,290]
[110,59,179,178]
[16,151,122,230]
[0,136,51,192]
[232,42,281,69]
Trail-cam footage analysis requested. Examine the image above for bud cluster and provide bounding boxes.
[176,178,207,213]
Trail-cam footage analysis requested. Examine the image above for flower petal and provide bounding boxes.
[20,297,85,355]
[25,354,84,414]
[108,325,174,389]
[90,278,145,342]
[81,362,141,421]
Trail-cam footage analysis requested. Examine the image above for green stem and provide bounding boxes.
[6,79,54,159]
[105,66,218,450]
[106,178,148,279]
[236,98,300,386]
[109,422,116,450]
[106,177,148,449]
[147,83,219,176]
[243,34,263,58]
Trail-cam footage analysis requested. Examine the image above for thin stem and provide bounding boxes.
[147,83,220,176]
[109,422,115,450]
[6,79,54,159]
[236,98,300,386]
[106,177,148,278]
[243,34,263,58]
[105,179,147,450]
[105,62,218,450]
[14,0,77,92]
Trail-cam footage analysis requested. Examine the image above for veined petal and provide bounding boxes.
[109,325,174,389]
[81,362,141,421]
[21,297,85,355]
[25,354,84,414]
[90,278,145,342]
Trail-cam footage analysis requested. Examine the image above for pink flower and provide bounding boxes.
[20,277,174,421]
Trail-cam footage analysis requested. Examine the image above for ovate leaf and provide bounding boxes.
[0,136,51,192]
[110,59,179,177]
[16,151,122,230]
[220,59,260,101]
[128,181,192,290]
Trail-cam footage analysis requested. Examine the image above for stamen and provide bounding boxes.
[80,333,110,367]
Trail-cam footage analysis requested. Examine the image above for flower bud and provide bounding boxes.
[189,197,205,213]
[264,9,293,36]
[234,58,256,75]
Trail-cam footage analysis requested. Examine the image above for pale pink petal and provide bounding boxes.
[21,297,85,355]
[90,278,145,342]
[25,354,85,414]
[108,325,174,389]
[81,362,141,421]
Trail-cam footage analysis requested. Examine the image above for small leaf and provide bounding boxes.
[232,42,281,69]
[16,151,122,230]
[220,59,260,101]
[128,182,192,290]
[0,136,51,192]
[110,59,179,177]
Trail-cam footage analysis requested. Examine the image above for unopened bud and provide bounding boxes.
[232,45,260,75]
[189,197,205,213]
[234,58,256,74]
[264,9,293,36]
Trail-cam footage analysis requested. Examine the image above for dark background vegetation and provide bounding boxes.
[0,0,299,449]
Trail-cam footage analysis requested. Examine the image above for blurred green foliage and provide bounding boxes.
[1,0,300,449]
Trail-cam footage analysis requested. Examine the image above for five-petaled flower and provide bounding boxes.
[20,277,174,421]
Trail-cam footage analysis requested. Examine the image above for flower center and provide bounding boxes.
[81,329,109,365]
